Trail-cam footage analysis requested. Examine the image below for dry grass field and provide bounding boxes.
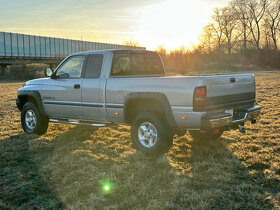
[0,71,279,209]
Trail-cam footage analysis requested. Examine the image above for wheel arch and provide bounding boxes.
[17,90,46,116]
[123,92,177,127]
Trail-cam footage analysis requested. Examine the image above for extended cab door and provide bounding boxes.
[81,54,104,121]
[41,55,85,118]
[106,51,165,123]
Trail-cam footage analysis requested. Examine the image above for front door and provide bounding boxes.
[81,54,104,121]
[41,55,86,118]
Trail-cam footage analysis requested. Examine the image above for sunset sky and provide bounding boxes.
[0,0,229,50]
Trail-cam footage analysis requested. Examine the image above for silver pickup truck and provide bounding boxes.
[16,50,261,155]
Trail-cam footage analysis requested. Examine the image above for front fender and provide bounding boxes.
[17,89,46,116]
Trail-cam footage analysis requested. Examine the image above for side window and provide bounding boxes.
[84,54,103,78]
[111,53,132,76]
[111,52,164,77]
[56,56,85,78]
[146,52,164,75]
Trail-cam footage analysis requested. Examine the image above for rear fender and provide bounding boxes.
[124,92,177,127]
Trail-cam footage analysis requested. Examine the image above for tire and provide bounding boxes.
[21,102,49,135]
[131,112,174,155]
[189,129,223,141]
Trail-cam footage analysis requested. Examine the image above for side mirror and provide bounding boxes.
[45,67,53,77]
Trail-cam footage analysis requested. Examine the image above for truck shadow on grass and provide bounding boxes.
[167,136,278,209]
[0,126,278,209]
[49,125,277,209]
[0,133,66,209]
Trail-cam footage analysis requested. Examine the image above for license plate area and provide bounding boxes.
[226,109,247,121]
[232,111,246,121]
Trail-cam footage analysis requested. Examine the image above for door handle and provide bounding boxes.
[74,84,80,89]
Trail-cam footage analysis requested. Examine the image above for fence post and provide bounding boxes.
[3,32,6,57]
[10,32,12,57]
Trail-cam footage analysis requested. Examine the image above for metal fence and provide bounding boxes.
[0,32,145,58]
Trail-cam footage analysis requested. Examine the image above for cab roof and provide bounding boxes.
[71,49,155,56]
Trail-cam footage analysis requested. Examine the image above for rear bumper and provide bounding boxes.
[201,106,261,130]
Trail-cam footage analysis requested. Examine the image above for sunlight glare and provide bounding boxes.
[136,0,212,50]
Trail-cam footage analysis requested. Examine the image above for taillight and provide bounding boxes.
[194,86,206,106]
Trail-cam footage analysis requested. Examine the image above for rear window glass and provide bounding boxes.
[84,54,103,78]
[111,51,164,76]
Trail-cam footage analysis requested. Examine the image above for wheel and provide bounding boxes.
[189,128,223,141]
[21,102,49,135]
[131,112,174,155]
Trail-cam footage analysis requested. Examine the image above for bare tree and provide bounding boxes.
[123,40,139,47]
[212,8,226,53]
[155,45,167,56]
[265,0,280,50]
[199,23,214,54]
[220,6,242,54]
[230,0,252,50]
[247,0,270,49]
[263,21,272,49]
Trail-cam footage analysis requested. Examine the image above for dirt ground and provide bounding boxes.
[0,71,279,209]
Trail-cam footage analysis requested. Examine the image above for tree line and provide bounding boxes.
[155,0,280,73]
[199,0,280,54]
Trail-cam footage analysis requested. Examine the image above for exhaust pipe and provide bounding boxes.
[238,125,246,134]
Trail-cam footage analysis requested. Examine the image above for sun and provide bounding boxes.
[135,0,212,50]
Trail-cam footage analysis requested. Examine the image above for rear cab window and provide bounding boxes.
[111,51,165,77]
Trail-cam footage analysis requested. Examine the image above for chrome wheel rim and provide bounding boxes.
[25,110,37,129]
[138,122,158,148]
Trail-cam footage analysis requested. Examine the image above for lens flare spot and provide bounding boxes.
[104,185,110,191]
[99,179,114,194]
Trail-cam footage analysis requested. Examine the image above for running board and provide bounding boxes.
[49,119,106,127]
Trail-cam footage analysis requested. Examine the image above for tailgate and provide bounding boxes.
[196,74,255,111]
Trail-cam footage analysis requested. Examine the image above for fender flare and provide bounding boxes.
[17,90,46,116]
[124,92,177,127]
